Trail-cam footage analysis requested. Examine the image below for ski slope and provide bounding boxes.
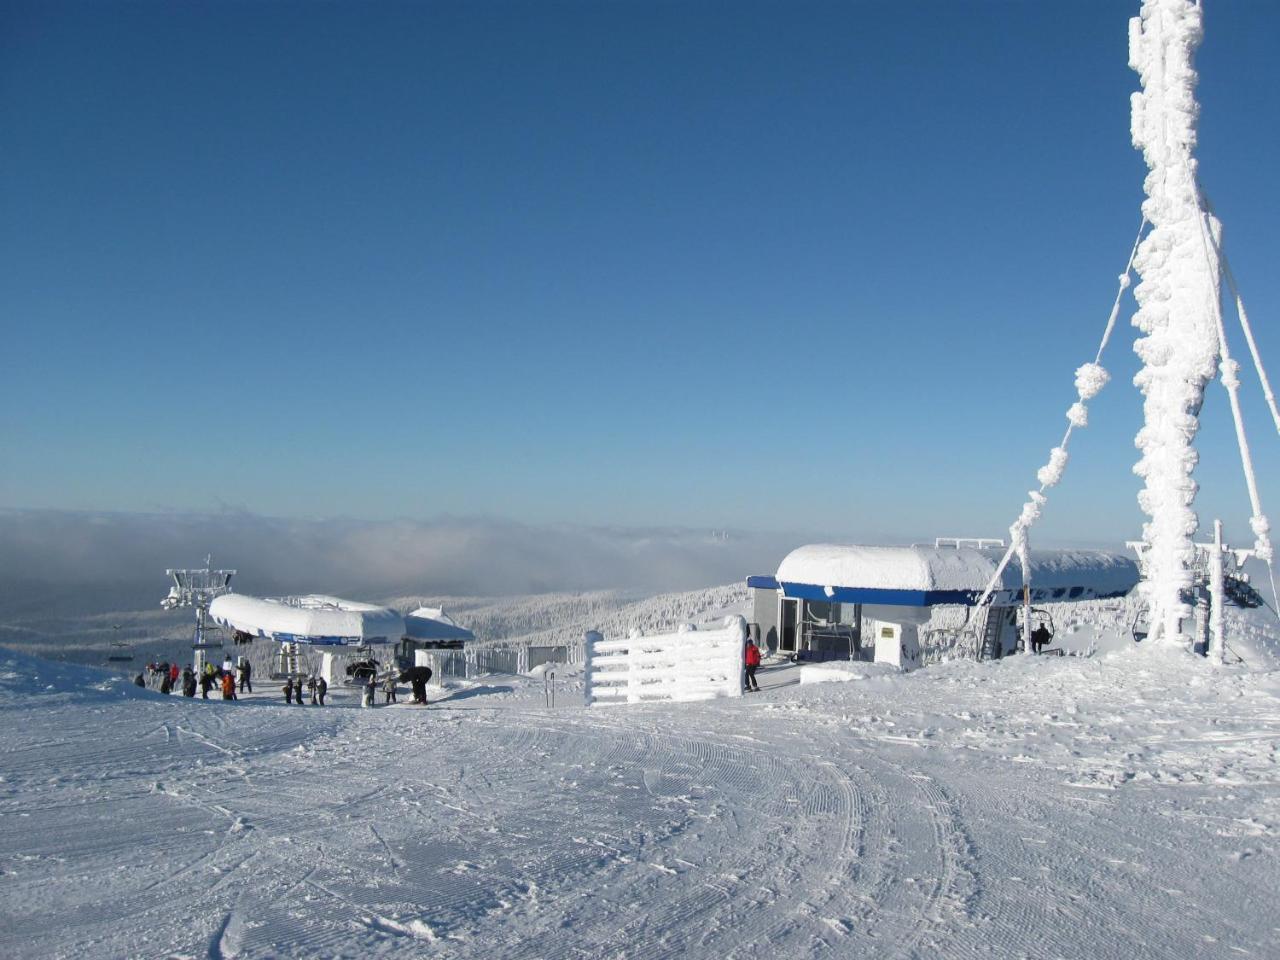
[2,595,1280,959]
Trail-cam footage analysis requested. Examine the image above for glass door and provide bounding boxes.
[779,598,798,654]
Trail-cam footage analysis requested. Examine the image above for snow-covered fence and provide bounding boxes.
[584,616,747,706]
[429,640,578,680]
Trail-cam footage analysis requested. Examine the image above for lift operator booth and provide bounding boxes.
[747,543,1141,667]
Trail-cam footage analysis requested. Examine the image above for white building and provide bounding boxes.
[747,543,1140,667]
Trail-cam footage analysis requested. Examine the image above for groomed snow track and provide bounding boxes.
[3,648,1278,959]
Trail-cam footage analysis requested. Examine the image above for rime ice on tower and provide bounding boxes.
[1127,0,1221,645]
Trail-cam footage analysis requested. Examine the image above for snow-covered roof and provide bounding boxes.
[209,593,406,645]
[404,606,475,642]
[771,544,1139,606]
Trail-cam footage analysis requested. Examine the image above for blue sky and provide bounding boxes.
[2,0,1278,547]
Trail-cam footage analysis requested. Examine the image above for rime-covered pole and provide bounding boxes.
[1209,520,1225,665]
[1128,0,1220,646]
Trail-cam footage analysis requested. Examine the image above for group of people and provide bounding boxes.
[358,674,407,707]
[132,656,436,708]
[282,675,328,706]
[135,657,251,701]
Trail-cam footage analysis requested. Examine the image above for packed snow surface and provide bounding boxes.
[3,588,1279,959]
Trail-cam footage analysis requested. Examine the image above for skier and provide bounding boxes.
[182,668,197,698]
[200,671,213,699]
[169,662,179,688]
[362,676,376,708]
[238,659,252,694]
[401,666,432,705]
[159,671,173,695]
[283,678,294,705]
[744,638,762,693]
[133,673,146,689]
[307,675,318,705]
[383,675,397,704]
[221,671,236,701]
[1030,622,1052,655]
[316,676,327,706]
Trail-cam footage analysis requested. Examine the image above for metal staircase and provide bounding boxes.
[978,605,1009,661]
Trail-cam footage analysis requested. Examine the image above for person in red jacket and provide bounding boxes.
[221,671,236,701]
[744,638,762,693]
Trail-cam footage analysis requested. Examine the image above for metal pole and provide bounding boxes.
[1209,519,1226,665]
[1022,536,1034,655]
[583,631,602,706]
[193,603,206,676]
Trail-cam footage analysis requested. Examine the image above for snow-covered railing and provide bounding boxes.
[584,616,746,706]
[934,537,1005,550]
[431,639,580,680]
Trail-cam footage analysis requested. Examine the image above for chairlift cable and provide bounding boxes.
[964,218,1149,655]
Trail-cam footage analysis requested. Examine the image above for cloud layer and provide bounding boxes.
[0,509,805,616]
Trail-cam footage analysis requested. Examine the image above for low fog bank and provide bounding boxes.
[0,509,807,617]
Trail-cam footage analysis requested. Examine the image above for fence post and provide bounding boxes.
[626,628,643,704]
[727,615,747,696]
[583,630,602,705]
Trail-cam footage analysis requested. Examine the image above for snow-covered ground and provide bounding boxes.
[2,590,1279,959]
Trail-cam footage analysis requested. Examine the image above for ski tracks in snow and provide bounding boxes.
[449,710,984,960]
[4,649,1280,959]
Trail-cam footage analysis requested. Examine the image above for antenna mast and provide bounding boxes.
[1127,0,1221,645]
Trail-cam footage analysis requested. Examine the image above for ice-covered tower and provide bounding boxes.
[1128,0,1221,645]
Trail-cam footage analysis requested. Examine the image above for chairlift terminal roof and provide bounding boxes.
[210,594,405,645]
[404,607,475,642]
[754,544,1139,607]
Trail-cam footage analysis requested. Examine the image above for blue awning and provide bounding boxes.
[271,632,393,646]
[778,582,979,606]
